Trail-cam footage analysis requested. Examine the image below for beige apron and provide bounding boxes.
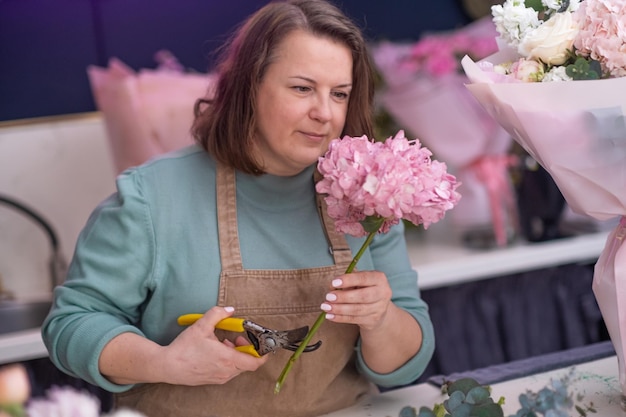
[115,163,371,417]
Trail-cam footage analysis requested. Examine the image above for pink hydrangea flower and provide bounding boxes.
[316,131,461,237]
[574,0,626,77]
[276,131,461,394]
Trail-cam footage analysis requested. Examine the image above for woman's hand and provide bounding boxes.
[320,271,423,374]
[162,306,269,386]
[320,271,392,331]
[99,306,268,386]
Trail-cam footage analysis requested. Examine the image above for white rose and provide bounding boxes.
[518,12,580,65]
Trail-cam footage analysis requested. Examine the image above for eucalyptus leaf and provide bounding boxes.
[400,406,418,417]
[469,402,504,417]
[446,378,481,396]
[449,403,472,417]
[445,391,467,411]
[466,386,492,405]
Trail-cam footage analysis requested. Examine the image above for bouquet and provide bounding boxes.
[274,131,461,393]
[461,0,626,401]
[372,17,516,247]
[87,51,216,174]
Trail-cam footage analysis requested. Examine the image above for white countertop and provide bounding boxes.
[0,328,48,365]
[0,229,610,365]
[406,225,609,289]
[320,355,623,416]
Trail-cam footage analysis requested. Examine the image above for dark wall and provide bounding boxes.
[0,0,470,122]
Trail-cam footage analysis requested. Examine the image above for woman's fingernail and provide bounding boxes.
[224,306,235,313]
[325,313,335,320]
[326,293,337,302]
[332,279,342,288]
[320,303,332,312]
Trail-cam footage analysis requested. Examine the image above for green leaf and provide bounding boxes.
[417,406,435,417]
[433,403,448,417]
[524,0,545,13]
[400,406,418,417]
[360,215,385,233]
[565,57,601,80]
[465,386,492,405]
[445,378,481,396]
[0,403,26,417]
[444,391,466,411]
[448,403,472,417]
[469,403,504,417]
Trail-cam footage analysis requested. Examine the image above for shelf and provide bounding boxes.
[0,328,47,365]
[407,228,610,290]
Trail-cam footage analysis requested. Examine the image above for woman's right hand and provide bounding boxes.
[99,306,268,386]
[163,306,269,386]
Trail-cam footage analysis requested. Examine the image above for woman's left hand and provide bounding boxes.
[321,270,423,374]
[320,270,392,331]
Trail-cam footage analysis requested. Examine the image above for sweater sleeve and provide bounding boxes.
[41,169,156,393]
[354,221,435,387]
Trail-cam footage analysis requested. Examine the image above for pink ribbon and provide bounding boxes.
[469,154,519,247]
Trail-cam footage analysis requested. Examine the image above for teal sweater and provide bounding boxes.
[42,145,434,393]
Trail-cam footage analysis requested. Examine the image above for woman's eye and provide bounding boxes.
[332,91,349,100]
[293,86,312,93]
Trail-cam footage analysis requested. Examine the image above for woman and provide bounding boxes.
[42,1,435,416]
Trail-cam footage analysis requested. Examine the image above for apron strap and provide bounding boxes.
[216,161,244,272]
[314,170,355,266]
[216,163,354,272]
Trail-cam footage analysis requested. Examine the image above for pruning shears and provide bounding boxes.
[177,314,322,358]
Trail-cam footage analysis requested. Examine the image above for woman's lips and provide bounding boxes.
[300,131,326,142]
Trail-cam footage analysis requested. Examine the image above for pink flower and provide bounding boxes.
[316,131,461,237]
[403,22,498,78]
[574,0,626,77]
[0,364,30,407]
[509,58,545,82]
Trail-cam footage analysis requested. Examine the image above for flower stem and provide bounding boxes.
[274,230,378,394]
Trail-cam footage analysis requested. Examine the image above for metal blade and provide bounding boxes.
[281,325,309,344]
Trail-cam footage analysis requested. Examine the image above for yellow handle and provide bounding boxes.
[177,314,204,326]
[216,317,246,332]
[176,314,260,357]
[177,315,246,332]
[235,345,261,358]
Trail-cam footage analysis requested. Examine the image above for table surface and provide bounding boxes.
[320,356,623,416]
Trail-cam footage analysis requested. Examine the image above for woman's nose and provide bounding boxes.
[310,95,332,123]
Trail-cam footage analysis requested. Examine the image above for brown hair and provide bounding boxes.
[192,0,375,175]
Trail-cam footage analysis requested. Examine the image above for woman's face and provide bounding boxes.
[253,30,353,176]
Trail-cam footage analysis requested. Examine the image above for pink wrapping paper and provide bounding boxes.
[594,217,626,394]
[462,52,626,395]
[88,58,216,174]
